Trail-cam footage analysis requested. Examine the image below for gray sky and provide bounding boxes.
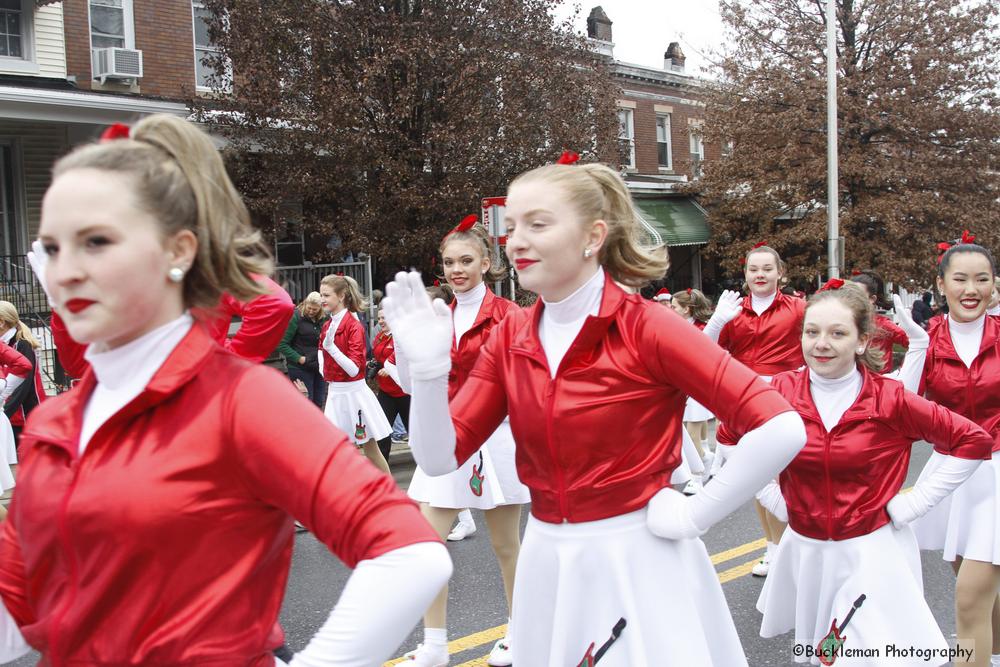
[554,1,724,76]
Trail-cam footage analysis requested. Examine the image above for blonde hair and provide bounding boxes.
[321,274,368,313]
[509,163,669,287]
[439,222,507,283]
[806,282,885,372]
[673,288,713,322]
[52,114,272,310]
[0,301,39,349]
[298,291,323,317]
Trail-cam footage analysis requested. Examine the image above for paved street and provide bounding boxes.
[4,441,960,666]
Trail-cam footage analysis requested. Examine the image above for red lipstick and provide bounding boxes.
[64,299,96,314]
[514,259,538,270]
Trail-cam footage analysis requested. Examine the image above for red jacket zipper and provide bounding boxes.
[823,430,834,539]
[544,379,569,521]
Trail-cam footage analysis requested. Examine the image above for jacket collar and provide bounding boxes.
[931,314,999,362]
[450,285,499,345]
[22,323,219,458]
[510,272,628,371]
[788,364,874,428]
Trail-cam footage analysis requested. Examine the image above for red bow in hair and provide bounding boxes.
[686,287,692,294]
[850,269,861,276]
[556,150,580,165]
[961,230,976,244]
[818,278,844,292]
[937,229,978,263]
[433,279,440,287]
[100,123,131,142]
[752,241,768,249]
[444,214,478,240]
[936,241,953,264]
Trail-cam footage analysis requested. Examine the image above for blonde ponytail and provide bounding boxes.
[510,162,669,287]
[0,301,39,349]
[53,114,272,310]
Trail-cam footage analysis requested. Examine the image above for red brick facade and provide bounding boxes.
[62,0,196,99]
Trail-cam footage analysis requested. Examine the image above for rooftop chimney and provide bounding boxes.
[665,42,686,72]
[587,6,613,42]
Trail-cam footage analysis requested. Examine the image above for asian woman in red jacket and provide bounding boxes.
[383,160,807,666]
[910,243,1000,667]
[703,244,806,577]
[721,282,990,666]
[318,273,392,475]
[0,115,451,665]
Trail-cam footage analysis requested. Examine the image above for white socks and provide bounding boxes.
[765,541,777,559]
[457,509,474,527]
[424,627,447,648]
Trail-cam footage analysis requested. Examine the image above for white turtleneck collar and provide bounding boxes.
[1,329,14,345]
[538,268,605,376]
[948,314,986,368]
[80,313,193,454]
[808,366,862,431]
[453,280,487,344]
[751,290,777,316]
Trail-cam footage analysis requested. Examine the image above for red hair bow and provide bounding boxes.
[445,214,478,240]
[556,150,580,165]
[751,241,768,249]
[818,278,844,292]
[433,279,440,287]
[100,123,131,141]
[686,287,692,294]
[961,230,976,244]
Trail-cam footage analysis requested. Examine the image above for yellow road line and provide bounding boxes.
[383,624,507,666]
[710,538,766,565]
[452,658,490,667]
[718,555,766,584]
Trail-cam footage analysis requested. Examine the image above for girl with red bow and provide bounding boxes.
[703,243,806,577]
[402,219,529,667]
[0,116,451,665]
[910,241,1000,667]
[383,161,806,666]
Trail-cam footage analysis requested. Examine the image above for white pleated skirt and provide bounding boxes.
[407,420,529,510]
[758,524,948,666]
[683,396,714,423]
[323,380,392,445]
[912,451,1000,564]
[0,412,16,492]
[510,508,747,667]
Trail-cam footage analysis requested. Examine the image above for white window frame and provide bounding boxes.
[656,113,672,170]
[87,0,135,50]
[689,129,704,161]
[0,138,27,256]
[617,107,635,170]
[191,0,231,92]
[0,0,37,74]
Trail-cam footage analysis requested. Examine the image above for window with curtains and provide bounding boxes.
[89,0,133,49]
[617,108,635,169]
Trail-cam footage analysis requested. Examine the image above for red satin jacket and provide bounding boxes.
[718,365,991,541]
[448,288,517,400]
[0,344,32,383]
[372,331,405,397]
[449,274,792,523]
[872,314,909,374]
[319,312,366,383]
[921,315,1000,452]
[51,276,294,379]
[718,291,806,376]
[0,324,438,665]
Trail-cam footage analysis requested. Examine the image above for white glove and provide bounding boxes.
[886,452,981,528]
[885,294,929,393]
[26,239,53,304]
[0,376,19,403]
[892,294,928,350]
[321,327,358,377]
[703,290,743,342]
[648,411,806,539]
[755,480,788,522]
[381,272,453,381]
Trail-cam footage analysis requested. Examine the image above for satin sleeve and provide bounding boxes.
[894,382,992,460]
[640,307,792,434]
[227,365,440,567]
[49,312,90,380]
[219,277,295,363]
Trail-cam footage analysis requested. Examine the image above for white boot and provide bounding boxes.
[447,509,477,541]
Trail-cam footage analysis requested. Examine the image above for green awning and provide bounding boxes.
[634,197,710,247]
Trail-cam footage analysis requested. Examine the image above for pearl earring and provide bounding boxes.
[168,267,185,283]
[856,347,866,355]
[583,248,593,259]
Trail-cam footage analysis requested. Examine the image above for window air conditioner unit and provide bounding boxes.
[92,47,144,83]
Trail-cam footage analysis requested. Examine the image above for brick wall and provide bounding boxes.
[63,0,196,99]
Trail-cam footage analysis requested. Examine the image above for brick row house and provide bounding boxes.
[587,6,718,292]
[0,0,220,385]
